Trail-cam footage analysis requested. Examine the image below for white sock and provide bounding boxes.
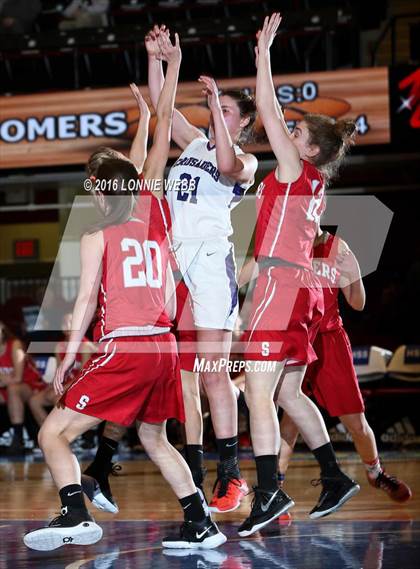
[364,456,382,479]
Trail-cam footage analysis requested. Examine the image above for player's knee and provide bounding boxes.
[277,387,303,409]
[6,383,20,395]
[104,422,126,441]
[244,387,271,410]
[28,395,39,410]
[37,424,49,450]
[139,423,166,450]
[345,416,368,438]
[200,371,228,390]
[181,380,200,401]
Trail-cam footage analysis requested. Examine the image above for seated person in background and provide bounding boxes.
[60,0,109,30]
[0,0,41,35]
[0,320,44,455]
[28,312,96,428]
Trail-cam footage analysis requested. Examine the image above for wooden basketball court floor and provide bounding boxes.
[0,451,419,569]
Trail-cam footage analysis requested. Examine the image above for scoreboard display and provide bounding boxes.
[251,67,390,148]
[0,65,417,170]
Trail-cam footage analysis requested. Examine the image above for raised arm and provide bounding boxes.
[142,31,182,199]
[53,231,103,394]
[128,83,151,172]
[146,25,205,150]
[255,13,301,183]
[337,239,366,311]
[198,75,257,185]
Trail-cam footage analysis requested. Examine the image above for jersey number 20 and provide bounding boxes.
[121,238,162,288]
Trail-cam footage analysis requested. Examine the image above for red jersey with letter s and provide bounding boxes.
[96,218,172,341]
[312,232,343,332]
[254,160,325,269]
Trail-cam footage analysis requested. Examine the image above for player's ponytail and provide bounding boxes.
[87,157,137,232]
[304,114,356,181]
[335,119,357,139]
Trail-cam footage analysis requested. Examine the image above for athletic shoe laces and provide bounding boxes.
[375,471,400,491]
[48,507,68,526]
[213,474,242,499]
[311,476,346,489]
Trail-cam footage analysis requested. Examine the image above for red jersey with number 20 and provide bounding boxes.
[96,218,172,342]
[254,160,325,269]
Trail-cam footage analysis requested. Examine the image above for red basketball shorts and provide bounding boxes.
[305,326,365,417]
[244,265,323,364]
[62,333,185,426]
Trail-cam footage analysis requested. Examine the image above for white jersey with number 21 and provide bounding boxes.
[166,137,252,242]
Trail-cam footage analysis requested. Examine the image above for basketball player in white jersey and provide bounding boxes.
[146,25,258,512]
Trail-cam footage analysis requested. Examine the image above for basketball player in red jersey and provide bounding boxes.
[145,24,257,514]
[24,33,226,552]
[278,231,412,503]
[237,14,359,536]
[78,81,175,516]
[28,312,95,428]
[0,321,43,455]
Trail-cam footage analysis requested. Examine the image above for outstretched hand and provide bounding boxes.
[157,29,181,65]
[145,24,168,59]
[255,12,282,63]
[129,83,151,118]
[53,353,76,396]
[198,75,221,111]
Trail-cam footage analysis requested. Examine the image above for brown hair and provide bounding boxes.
[87,157,137,232]
[0,321,16,344]
[219,89,257,145]
[303,114,356,180]
[86,146,123,177]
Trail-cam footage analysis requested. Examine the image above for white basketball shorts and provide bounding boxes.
[173,238,239,331]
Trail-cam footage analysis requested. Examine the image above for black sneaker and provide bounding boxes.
[238,487,294,537]
[162,516,227,549]
[82,462,120,514]
[23,506,102,551]
[309,475,360,519]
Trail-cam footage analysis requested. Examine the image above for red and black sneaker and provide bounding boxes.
[209,464,248,513]
[367,470,412,502]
